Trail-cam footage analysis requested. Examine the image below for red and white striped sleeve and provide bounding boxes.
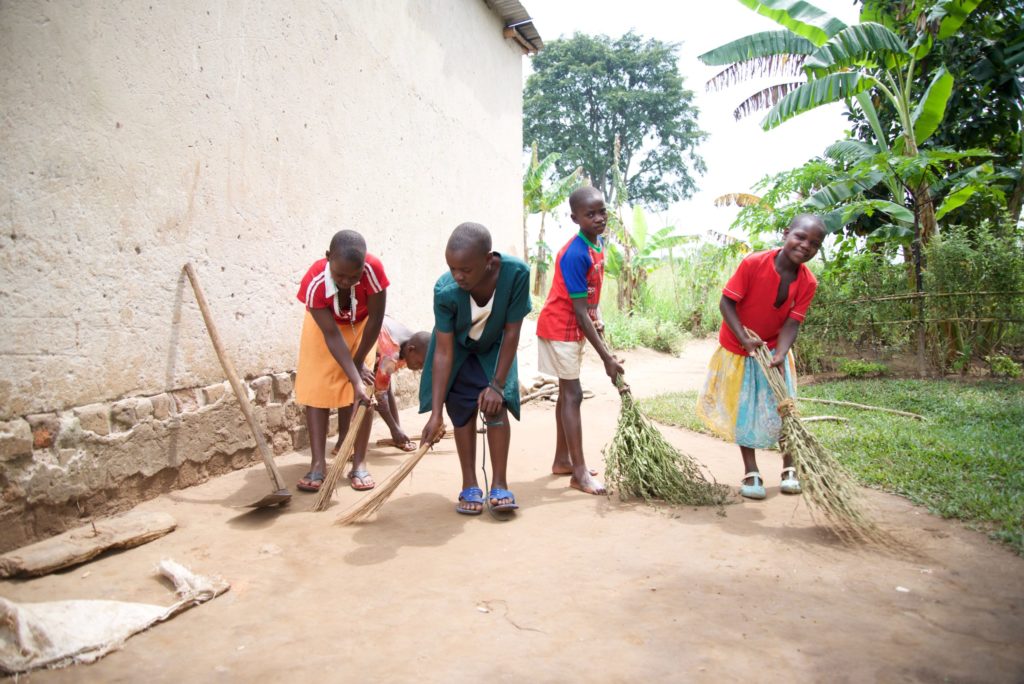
[362,253,390,293]
[296,259,332,309]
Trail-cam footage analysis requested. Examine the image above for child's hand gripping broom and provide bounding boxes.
[312,387,375,512]
[603,374,733,507]
[745,329,890,544]
[334,425,447,525]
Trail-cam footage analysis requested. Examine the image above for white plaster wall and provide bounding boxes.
[0,0,525,418]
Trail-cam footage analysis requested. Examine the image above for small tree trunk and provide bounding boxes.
[911,202,928,377]
[522,210,529,263]
[532,211,548,296]
[1009,156,1024,226]
[917,181,938,246]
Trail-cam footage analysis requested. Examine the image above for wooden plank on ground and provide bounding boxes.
[0,511,176,578]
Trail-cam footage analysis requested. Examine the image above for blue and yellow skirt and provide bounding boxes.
[696,346,796,449]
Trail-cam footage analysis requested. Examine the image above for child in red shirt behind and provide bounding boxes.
[329,317,430,455]
[697,214,826,500]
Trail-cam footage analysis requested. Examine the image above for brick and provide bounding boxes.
[272,372,294,400]
[284,401,303,424]
[26,413,59,449]
[172,388,199,414]
[202,382,226,405]
[251,376,272,405]
[74,403,110,436]
[150,393,173,420]
[134,397,154,420]
[272,433,291,455]
[110,399,139,431]
[57,448,80,466]
[0,418,33,461]
[290,425,308,450]
[265,403,285,430]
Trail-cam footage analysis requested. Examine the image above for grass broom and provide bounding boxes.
[746,331,889,544]
[603,377,733,507]
[335,426,446,525]
[312,387,374,512]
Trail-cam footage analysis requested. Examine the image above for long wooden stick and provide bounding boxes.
[312,393,373,512]
[798,397,925,420]
[184,263,289,497]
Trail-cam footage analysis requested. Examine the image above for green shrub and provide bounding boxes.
[601,306,685,355]
[985,354,1022,378]
[836,358,889,378]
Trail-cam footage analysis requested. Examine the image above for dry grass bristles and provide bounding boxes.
[604,380,732,507]
[748,337,892,545]
[312,396,373,512]
[335,427,446,525]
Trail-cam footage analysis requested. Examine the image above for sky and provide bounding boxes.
[521,0,862,247]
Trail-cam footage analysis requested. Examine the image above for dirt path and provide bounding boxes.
[5,338,1023,682]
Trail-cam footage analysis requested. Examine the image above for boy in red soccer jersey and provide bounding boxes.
[535,186,624,495]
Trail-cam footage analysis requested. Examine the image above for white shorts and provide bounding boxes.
[538,338,586,380]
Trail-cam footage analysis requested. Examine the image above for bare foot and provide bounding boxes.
[569,471,606,495]
[552,459,598,477]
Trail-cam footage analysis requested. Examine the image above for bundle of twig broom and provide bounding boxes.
[312,389,374,512]
[603,377,732,507]
[335,426,446,525]
[746,331,889,544]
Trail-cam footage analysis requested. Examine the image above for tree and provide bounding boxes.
[697,0,985,243]
[846,1,1024,227]
[523,32,707,210]
[522,142,583,296]
[605,205,695,311]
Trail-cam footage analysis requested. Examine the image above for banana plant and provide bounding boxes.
[698,0,983,243]
[523,141,584,295]
[605,205,696,312]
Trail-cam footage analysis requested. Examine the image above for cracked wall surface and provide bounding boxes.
[0,0,523,551]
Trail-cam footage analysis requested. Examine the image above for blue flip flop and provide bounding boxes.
[456,487,484,515]
[488,487,519,512]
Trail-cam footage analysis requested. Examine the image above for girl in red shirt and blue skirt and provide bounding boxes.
[697,215,826,500]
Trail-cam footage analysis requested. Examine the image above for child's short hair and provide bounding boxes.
[446,222,491,256]
[788,213,826,236]
[568,186,603,213]
[329,230,367,264]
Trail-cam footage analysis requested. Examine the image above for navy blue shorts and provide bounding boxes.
[446,355,503,428]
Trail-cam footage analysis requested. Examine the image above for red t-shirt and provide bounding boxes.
[718,249,817,355]
[537,233,605,342]
[296,253,389,324]
[372,326,404,392]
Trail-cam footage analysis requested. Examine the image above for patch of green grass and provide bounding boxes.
[641,390,705,433]
[836,358,889,378]
[639,380,1024,554]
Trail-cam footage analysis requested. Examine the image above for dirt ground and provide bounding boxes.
[4,339,1023,683]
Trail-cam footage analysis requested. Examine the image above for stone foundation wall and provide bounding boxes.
[0,368,422,553]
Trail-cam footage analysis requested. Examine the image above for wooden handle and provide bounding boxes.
[183,263,287,493]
